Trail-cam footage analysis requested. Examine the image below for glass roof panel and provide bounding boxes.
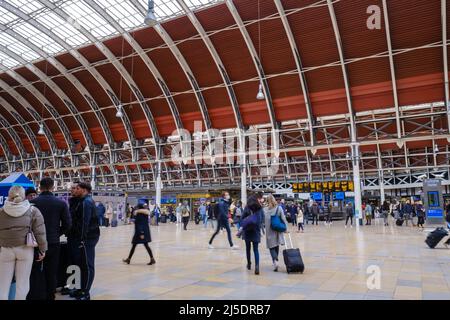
[0,0,223,70]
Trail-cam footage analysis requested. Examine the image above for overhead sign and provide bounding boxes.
[292,181,354,193]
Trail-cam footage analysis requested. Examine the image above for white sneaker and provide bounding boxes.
[208,244,214,249]
[345,225,347,229]
[231,245,239,250]
[350,225,353,228]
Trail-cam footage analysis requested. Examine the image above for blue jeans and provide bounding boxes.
[245,241,259,267]
[202,214,208,226]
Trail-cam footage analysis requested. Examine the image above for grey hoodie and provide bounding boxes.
[0,200,47,252]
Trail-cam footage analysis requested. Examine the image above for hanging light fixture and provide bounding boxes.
[434,144,439,153]
[37,123,45,135]
[256,83,265,100]
[346,151,350,159]
[116,105,124,118]
[256,0,264,101]
[144,0,158,26]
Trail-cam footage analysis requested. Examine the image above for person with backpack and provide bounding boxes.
[233,201,243,230]
[122,202,155,266]
[241,195,264,275]
[264,195,288,272]
[181,201,190,231]
[208,192,239,250]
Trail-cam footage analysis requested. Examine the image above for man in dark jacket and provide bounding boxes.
[30,177,71,300]
[311,202,319,225]
[402,200,414,226]
[69,182,100,301]
[208,192,239,250]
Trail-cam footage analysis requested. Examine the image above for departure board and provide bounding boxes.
[292,181,354,193]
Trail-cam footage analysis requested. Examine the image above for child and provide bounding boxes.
[297,206,304,233]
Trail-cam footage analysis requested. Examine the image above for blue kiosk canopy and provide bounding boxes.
[0,173,35,207]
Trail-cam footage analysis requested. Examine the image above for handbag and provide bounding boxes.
[271,207,287,232]
[26,209,38,248]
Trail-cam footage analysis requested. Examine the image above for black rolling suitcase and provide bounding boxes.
[57,241,70,289]
[425,227,449,249]
[282,234,304,274]
[396,218,404,226]
[160,215,167,223]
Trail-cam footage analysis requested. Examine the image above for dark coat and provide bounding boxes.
[96,203,106,218]
[241,207,264,243]
[132,209,151,244]
[216,198,231,224]
[70,195,99,241]
[31,191,71,245]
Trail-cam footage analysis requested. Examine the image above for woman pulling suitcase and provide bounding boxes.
[122,202,156,266]
[264,195,288,272]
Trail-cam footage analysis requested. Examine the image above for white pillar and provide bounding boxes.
[380,177,385,204]
[91,166,96,191]
[241,167,247,206]
[351,142,363,227]
[156,161,162,208]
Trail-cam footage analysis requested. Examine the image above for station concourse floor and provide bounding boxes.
[57,219,450,300]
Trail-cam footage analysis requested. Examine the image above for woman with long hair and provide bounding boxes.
[240,195,264,275]
[0,186,47,300]
[264,195,288,272]
[122,202,155,266]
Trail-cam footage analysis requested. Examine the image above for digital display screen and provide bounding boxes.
[427,209,443,218]
[311,192,323,201]
[427,191,440,208]
[333,192,345,200]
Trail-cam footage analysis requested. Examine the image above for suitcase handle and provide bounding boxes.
[283,233,294,249]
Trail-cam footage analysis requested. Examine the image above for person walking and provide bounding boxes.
[382,201,390,226]
[289,203,298,227]
[68,182,100,301]
[105,202,113,228]
[234,201,243,230]
[365,203,373,225]
[311,201,319,225]
[152,204,161,226]
[345,202,354,228]
[416,201,425,228]
[241,195,264,275]
[208,192,239,250]
[180,201,190,230]
[264,195,288,272]
[176,203,183,226]
[297,205,305,233]
[0,186,47,300]
[402,200,413,227]
[199,202,207,228]
[30,177,71,300]
[207,201,215,230]
[123,202,155,266]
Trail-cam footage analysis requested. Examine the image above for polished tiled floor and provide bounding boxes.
[58,218,450,300]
